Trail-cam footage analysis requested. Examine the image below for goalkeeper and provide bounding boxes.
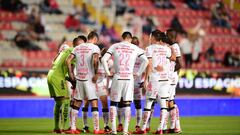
[47,36,86,133]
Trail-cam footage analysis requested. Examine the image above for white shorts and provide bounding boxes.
[110,76,134,102]
[74,80,98,100]
[96,81,108,97]
[145,80,170,100]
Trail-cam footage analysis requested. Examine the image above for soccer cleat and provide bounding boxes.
[117,124,123,132]
[135,125,141,131]
[146,128,150,133]
[153,130,163,134]
[104,126,112,134]
[93,129,105,134]
[168,129,175,133]
[82,126,90,133]
[52,129,62,134]
[64,127,81,132]
[174,128,182,134]
[163,129,169,134]
[133,129,146,134]
[64,129,81,134]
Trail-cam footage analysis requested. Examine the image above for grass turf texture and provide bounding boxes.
[0,117,240,135]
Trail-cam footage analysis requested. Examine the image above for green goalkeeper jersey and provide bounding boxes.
[48,47,73,78]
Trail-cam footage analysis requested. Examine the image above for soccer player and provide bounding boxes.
[101,32,149,135]
[166,29,182,133]
[62,36,87,97]
[65,31,104,134]
[134,30,176,134]
[116,37,144,133]
[131,36,144,131]
[47,37,83,134]
[81,47,112,134]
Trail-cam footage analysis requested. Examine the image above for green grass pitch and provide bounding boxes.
[0,117,240,135]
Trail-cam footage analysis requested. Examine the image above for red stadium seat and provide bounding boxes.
[0,23,13,30]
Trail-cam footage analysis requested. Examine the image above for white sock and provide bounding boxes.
[170,107,176,129]
[147,109,153,128]
[136,109,142,127]
[123,106,131,133]
[163,111,169,130]
[157,109,168,131]
[92,110,99,131]
[175,105,181,130]
[70,108,78,130]
[82,109,88,127]
[102,108,109,127]
[110,106,117,133]
[141,111,151,131]
[117,107,123,125]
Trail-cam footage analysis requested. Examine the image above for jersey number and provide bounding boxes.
[119,53,130,66]
[80,54,85,66]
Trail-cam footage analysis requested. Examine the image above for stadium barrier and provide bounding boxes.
[0,98,240,118]
[1,70,240,96]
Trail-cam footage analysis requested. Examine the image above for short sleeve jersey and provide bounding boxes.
[72,43,100,80]
[146,44,171,81]
[107,41,144,79]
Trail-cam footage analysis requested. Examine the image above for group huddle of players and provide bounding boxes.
[47,29,182,135]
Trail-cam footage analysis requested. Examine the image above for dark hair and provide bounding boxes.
[151,30,162,42]
[87,31,99,40]
[166,29,177,43]
[73,37,80,46]
[131,36,139,46]
[151,30,171,44]
[121,31,132,39]
[78,35,87,43]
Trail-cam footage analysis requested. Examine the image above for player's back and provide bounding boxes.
[49,47,73,77]
[73,43,100,80]
[146,44,171,81]
[110,41,142,79]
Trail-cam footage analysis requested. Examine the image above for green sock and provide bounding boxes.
[54,99,63,130]
[61,99,70,130]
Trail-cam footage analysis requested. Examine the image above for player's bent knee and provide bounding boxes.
[70,99,81,110]
[169,100,175,108]
[110,101,118,107]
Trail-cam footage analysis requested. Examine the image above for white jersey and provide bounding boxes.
[146,44,171,81]
[72,43,100,80]
[106,41,145,79]
[169,43,181,83]
[59,44,69,53]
